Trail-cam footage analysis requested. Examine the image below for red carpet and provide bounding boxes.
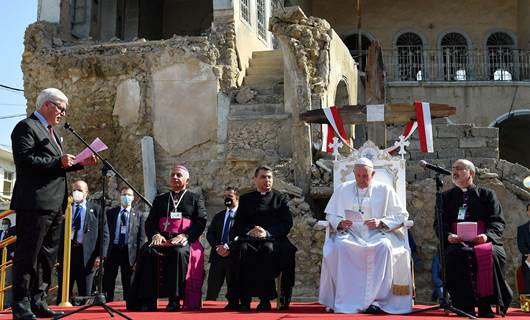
[1,301,529,319]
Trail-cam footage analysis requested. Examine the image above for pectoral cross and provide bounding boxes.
[328,137,343,161]
[394,135,410,159]
[162,220,171,231]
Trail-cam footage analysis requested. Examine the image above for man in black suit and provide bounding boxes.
[1,218,16,309]
[57,180,109,304]
[10,88,97,320]
[517,203,530,293]
[0,218,16,258]
[232,165,297,311]
[206,187,239,307]
[103,187,147,302]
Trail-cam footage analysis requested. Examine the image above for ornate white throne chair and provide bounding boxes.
[317,140,412,236]
[316,140,415,306]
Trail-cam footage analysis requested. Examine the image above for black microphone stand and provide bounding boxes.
[55,123,153,320]
[408,173,476,319]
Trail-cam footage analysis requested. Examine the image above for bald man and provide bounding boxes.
[56,180,109,305]
[127,165,207,312]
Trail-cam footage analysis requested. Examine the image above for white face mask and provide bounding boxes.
[72,190,85,204]
[0,225,8,231]
[121,195,134,207]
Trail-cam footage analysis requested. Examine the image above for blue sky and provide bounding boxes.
[0,1,37,148]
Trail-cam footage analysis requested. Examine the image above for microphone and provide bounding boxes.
[63,122,72,131]
[419,160,451,176]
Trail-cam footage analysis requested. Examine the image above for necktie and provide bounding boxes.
[118,209,127,246]
[221,210,233,244]
[72,205,82,242]
[47,125,62,152]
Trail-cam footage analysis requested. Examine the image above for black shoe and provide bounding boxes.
[478,305,495,318]
[256,300,271,311]
[238,304,251,311]
[12,298,36,320]
[279,287,292,310]
[165,300,181,312]
[31,303,65,318]
[224,302,240,310]
[363,304,383,314]
[139,303,157,312]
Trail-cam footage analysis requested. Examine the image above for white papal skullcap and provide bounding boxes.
[354,157,374,168]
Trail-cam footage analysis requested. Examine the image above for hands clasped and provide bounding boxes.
[249,226,267,238]
[447,233,488,244]
[150,233,189,247]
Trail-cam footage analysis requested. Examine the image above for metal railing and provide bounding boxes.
[383,48,530,82]
[0,210,15,310]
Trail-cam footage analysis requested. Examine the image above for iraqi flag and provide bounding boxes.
[321,124,334,152]
[414,101,434,153]
[322,106,350,149]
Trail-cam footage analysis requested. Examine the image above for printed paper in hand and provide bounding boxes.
[344,209,364,223]
[73,138,108,164]
[457,222,477,241]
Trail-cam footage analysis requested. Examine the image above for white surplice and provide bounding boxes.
[319,180,413,314]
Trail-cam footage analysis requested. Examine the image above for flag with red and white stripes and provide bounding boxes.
[321,123,334,152]
[322,106,350,149]
[414,101,434,153]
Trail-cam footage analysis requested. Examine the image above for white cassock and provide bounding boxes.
[319,180,413,314]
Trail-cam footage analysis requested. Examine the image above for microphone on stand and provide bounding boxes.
[419,160,451,176]
[63,122,72,131]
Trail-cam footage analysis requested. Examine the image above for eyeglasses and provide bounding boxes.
[49,101,67,114]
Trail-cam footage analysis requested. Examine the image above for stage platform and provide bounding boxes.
[1,301,528,319]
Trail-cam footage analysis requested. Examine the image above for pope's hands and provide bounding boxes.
[364,218,381,230]
[337,220,352,230]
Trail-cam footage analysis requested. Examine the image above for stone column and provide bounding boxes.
[141,136,157,203]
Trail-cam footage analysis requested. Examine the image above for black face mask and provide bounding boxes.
[224,197,233,207]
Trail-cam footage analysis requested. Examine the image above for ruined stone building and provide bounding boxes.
[24,0,530,302]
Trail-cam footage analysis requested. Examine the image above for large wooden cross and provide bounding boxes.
[300,103,456,148]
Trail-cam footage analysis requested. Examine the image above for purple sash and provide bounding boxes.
[451,221,494,297]
[159,217,204,310]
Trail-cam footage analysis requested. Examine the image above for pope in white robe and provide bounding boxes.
[319,157,413,314]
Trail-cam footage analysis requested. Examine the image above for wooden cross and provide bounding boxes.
[394,135,410,159]
[328,137,343,161]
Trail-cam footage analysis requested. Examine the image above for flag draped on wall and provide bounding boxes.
[321,124,334,152]
[414,101,434,153]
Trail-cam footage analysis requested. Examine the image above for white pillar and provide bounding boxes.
[141,136,157,203]
[38,0,61,23]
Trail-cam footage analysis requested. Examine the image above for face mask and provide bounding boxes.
[72,190,85,204]
[0,225,8,231]
[121,195,134,206]
[224,197,233,207]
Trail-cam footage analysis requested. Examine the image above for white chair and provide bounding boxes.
[316,140,415,306]
[316,140,413,236]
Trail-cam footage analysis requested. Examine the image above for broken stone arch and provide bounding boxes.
[332,78,351,106]
[489,109,530,169]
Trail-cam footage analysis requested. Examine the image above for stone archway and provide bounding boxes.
[334,79,349,106]
[491,110,530,169]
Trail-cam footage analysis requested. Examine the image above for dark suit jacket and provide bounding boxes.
[106,206,147,266]
[60,201,110,267]
[0,226,16,258]
[206,209,236,263]
[233,190,293,241]
[518,221,530,264]
[10,113,83,212]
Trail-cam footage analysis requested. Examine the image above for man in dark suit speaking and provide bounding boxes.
[10,88,97,320]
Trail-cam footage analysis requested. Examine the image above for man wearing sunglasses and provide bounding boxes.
[10,88,98,320]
